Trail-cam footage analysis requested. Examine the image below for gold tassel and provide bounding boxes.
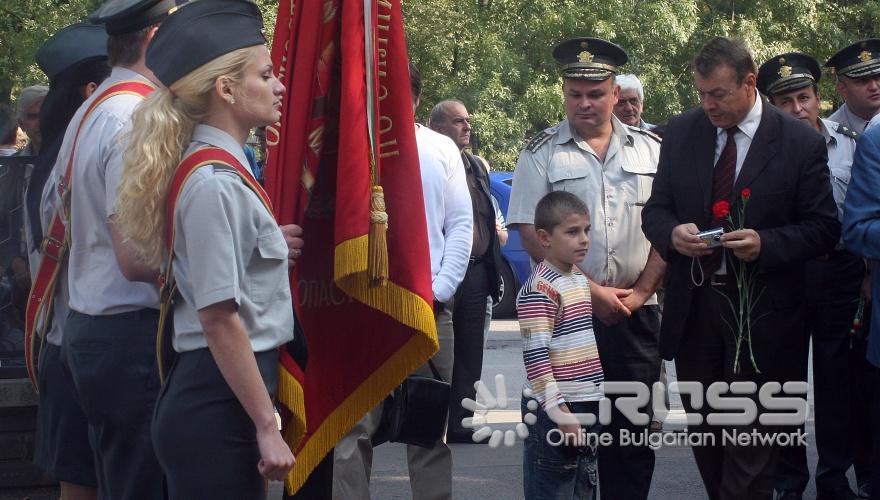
[368,185,389,287]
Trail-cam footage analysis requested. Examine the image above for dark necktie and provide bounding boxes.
[703,127,738,276]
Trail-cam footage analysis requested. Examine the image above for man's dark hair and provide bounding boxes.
[535,191,589,233]
[107,25,153,67]
[769,83,819,106]
[409,62,422,101]
[693,37,757,85]
[0,106,17,145]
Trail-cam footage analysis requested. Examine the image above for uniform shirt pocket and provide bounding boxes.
[249,231,289,303]
[547,162,590,188]
[620,163,656,206]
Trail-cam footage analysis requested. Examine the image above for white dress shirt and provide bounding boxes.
[714,94,763,180]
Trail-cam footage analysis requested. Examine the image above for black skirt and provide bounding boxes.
[152,347,279,500]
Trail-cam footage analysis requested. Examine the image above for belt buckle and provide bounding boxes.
[40,235,67,262]
[710,274,727,286]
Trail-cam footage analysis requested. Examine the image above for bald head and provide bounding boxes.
[429,99,471,150]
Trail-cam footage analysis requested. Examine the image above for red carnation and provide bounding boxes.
[712,200,730,219]
[741,187,752,200]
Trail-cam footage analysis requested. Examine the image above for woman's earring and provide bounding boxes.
[229,97,236,105]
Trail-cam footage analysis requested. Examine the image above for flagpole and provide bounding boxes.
[364,0,377,180]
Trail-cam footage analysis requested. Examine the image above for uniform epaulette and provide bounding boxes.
[626,124,662,143]
[836,123,859,140]
[524,129,553,153]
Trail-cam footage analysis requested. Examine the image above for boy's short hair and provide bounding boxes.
[534,191,589,232]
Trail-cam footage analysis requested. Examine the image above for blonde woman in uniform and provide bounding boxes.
[114,1,294,497]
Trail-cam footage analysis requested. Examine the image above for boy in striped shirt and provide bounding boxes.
[518,191,604,499]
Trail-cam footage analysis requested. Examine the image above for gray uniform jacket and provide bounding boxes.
[47,67,160,315]
[507,116,661,301]
[828,103,871,133]
[170,125,294,353]
[820,118,859,225]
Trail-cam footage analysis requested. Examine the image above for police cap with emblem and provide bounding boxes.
[553,37,628,81]
[36,23,108,80]
[757,52,821,97]
[90,0,183,35]
[146,0,265,88]
[825,39,880,79]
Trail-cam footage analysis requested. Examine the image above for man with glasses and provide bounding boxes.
[642,37,840,499]
[613,74,654,130]
[826,39,880,133]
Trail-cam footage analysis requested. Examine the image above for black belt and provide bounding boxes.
[70,308,160,321]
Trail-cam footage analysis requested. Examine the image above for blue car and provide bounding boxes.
[489,171,532,318]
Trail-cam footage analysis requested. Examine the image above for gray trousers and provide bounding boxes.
[332,306,454,500]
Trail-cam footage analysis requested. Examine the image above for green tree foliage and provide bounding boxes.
[0,0,103,104]
[0,0,278,105]
[403,0,879,170]
[2,0,877,169]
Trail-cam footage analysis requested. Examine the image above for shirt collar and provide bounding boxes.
[555,116,634,146]
[818,119,835,146]
[717,93,762,139]
[109,66,151,84]
[844,104,869,131]
[191,124,251,173]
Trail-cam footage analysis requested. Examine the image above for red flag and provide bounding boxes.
[266,0,437,493]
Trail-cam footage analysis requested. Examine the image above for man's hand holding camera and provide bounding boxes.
[671,223,714,257]
[671,223,761,262]
[720,228,761,262]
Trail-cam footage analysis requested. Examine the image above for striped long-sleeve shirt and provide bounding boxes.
[517,261,604,408]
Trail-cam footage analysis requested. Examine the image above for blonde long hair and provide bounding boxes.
[115,45,258,269]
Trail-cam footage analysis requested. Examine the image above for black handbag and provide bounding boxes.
[372,359,450,449]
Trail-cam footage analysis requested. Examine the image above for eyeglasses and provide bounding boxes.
[696,86,739,103]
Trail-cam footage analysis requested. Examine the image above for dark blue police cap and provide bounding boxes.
[90,0,182,35]
[36,23,108,81]
[146,0,265,87]
[757,52,821,97]
[553,37,628,81]
[825,39,880,79]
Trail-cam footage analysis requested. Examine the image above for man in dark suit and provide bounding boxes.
[642,37,840,499]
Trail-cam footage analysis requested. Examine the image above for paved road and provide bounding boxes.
[366,320,836,500]
[2,320,851,500]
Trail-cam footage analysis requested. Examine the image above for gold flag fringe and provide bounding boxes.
[281,234,438,494]
[278,364,307,477]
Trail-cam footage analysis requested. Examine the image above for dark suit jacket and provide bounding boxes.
[641,101,840,362]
